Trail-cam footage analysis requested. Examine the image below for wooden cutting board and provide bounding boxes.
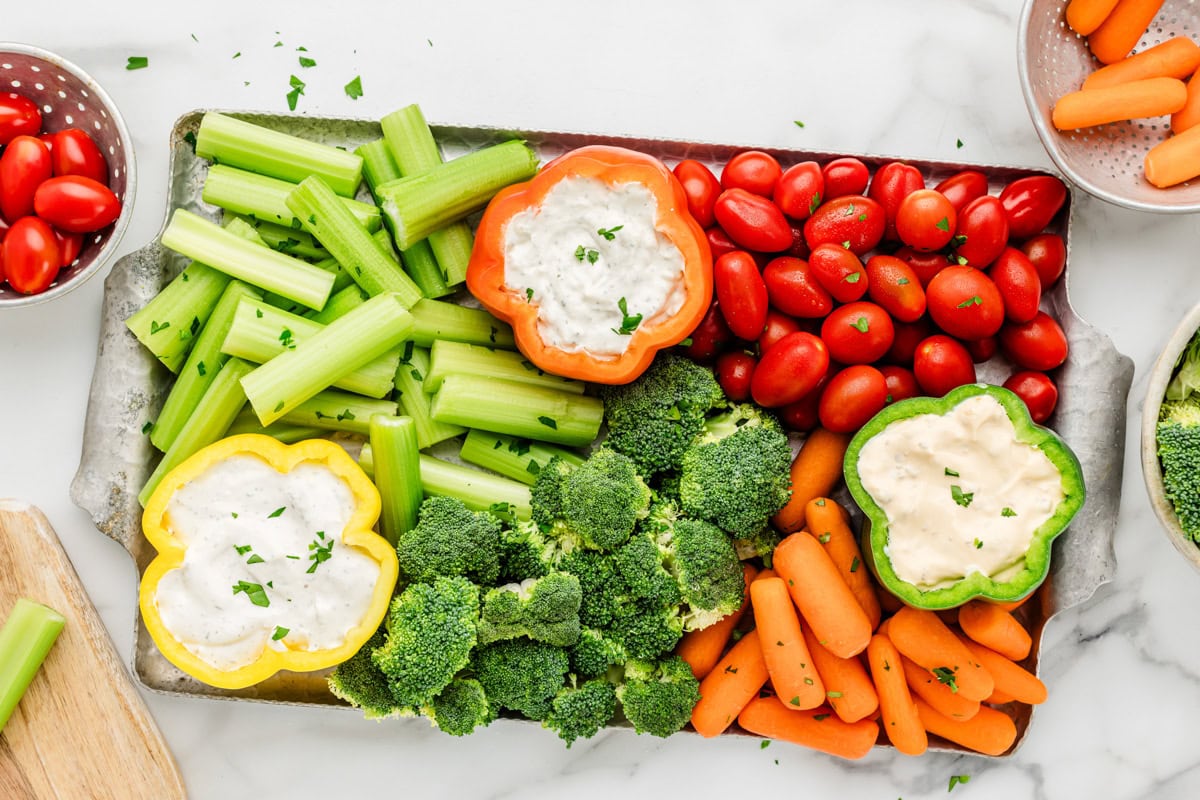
[0,500,185,800]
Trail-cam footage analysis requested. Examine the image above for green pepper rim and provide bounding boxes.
[843,383,1085,610]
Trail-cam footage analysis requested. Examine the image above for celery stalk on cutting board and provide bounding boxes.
[0,598,66,732]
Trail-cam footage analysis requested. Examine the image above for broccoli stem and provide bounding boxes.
[425,340,586,395]
[125,261,230,374]
[0,599,65,732]
[458,429,584,486]
[369,415,423,544]
[410,299,516,350]
[430,375,604,447]
[393,345,467,449]
[202,164,380,231]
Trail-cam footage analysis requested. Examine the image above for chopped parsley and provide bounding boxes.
[247,554,265,565]
[298,56,317,68]
[956,295,983,308]
[945,467,960,477]
[808,192,822,215]
[932,666,959,693]
[612,297,643,336]
[525,287,534,302]
[271,626,290,641]
[141,421,155,435]
[538,416,558,430]
[818,532,831,544]
[794,120,805,128]
[948,775,971,791]
[234,544,253,556]
[974,538,984,550]
[813,713,830,721]
[197,361,207,377]
[344,75,364,100]
[826,691,843,698]
[149,320,170,335]
[286,74,306,111]
[1002,507,1017,517]
[126,56,149,70]
[950,485,974,508]
[850,556,860,573]
[789,696,801,706]
[844,271,861,284]
[574,245,600,263]
[279,328,296,349]
[232,580,270,608]
[956,138,965,149]
[935,216,950,232]
[760,739,771,749]
[597,225,623,240]
[307,531,334,574]
[268,507,287,518]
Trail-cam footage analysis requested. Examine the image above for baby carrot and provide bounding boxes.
[914,697,1018,756]
[962,640,1048,705]
[1083,37,1200,90]
[737,696,879,760]
[771,427,852,533]
[1089,0,1166,64]
[1171,64,1200,133]
[1052,76,1187,130]
[958,601,1032,661]
[751,578,825,710]
[887,607,994,702]
[987,595,1032,613]
[773,532,872,659]
[802,625,879,724]
[985,689,1016,705]
[866,634,927,756]
[677,563,757,680]
[901,655,980,721]
[805,498,882,631]
[691,629,770,738]
[1066,0,1122,35]
[753,568,778,582]
[1145,119,1200,186]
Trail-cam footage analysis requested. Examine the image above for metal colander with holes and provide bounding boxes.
[0,42,135,308]
[1019,0,1200,212]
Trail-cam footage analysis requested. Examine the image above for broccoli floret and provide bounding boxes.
[564,449,653,550]
[614,532,682,607]
[478,572,582,647]
[569,628,628,678]
[531,456,574,533]
[473,639,570,721]
[558,549,625,629]
[544,679,618,747]
[372,577,479,708]
[328,626,410,720]
[678,403,792,538]
[733,527,783,568]
[427,677,493,737]
[397,496,503,584]
[1158,396,1200,542]
[661,517,745,631]
[600,353,726,475]
[498,518,555,582]
[608,598,683,661]
[616,656,701,738]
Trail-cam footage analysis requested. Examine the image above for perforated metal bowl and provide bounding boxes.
[1019,0,1200,212]
[0,42,135,308]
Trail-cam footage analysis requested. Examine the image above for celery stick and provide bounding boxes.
[430,375,603,447]
[356,139,402,199]
[306,284,367,325]
[225,406,325,444]
[426,339,585,395]
[427,226,474,288]
[196,112,364,196]
[286,176,422,307]
[369,415,422,544]
[224,211,329,261]
[203,164,380,231]
[162,210,335,310]
[393,344,466,450]
[139,358,254,505]
[0,599,65,733]
[278,389,398,436]
[418,454,532,521]
[410,298,515,349]
[151,281,262,452]
[240,293,414,426]
[376,140,539,249]
[459,429,585,486]
[126,262,230,373]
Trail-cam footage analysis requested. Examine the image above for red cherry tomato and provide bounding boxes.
[988,247,1042,323]
[722,151,782,197]
[998,311,1068,371]
[2,216,61,295]
[933,170,989,213]
[783,221,810,260]
[715,351,757,402]
[821,301,896,365]
[0,92,42,145]
[48,128,109,184]
[705,227,740,260]
[0,135,53,222]
[0,242,5,284]
[774,161,824,220]
[865,255,926,323]
[758,309,802,355]
[1003,370,1059,423]
[674,160,722,228]
[713,251,769,341]
[751,331,830,408]
[887,318,934,365]
[762,256,833,319]
[868,161,924,241]
[0,214,9,243]
[1021,233,1067,289]
[803,195,885,255]
[895,189,957,252]
[33,176,122,233]
[953,195,1009,268]
[54,228,85,267]
[821,157,870,199]
[879,364,921,404]
[965,336,997,363]
[819,365,889,433]
[926,265,1005,340]
[807,242,868,303]
[713,188,793,252]
[913,335,976,397]
[999,175,1067,239]
[894,246,950,288]
[685,300,733,361]
[778,372,830,433]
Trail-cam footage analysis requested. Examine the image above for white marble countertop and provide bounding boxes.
[3,1,1199,797]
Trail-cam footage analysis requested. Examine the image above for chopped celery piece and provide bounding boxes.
[203,164,380,231]
[459,429,585,486]
[400,240,452,299]
[278,389,398,436]
[410,298,515,349]
[426,339,585,395]
[418,454,532,521]
[139,357,254,506]
[240,292,414,426]
[393,344,466,449]
[262,255,355,314]
[196,112,364,196]
[224,211,329,261]
[376,139,539,249]
[161,210,335,310]
[225,406,325,444]
[356,138,402,199]
[126,262,230,373]
[221,298,399,398]
[0,599,65,733]
[369,415,422,544]
[427,225,474,288]
[152,281,262,452]
[430,374,603,447]
[307,284,367,325]
[286,175,422,307]
[221,213,267,245]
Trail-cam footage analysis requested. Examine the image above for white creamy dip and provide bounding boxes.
[856,394,1065,589]
[153,454,382,671]
[502,177,688,358]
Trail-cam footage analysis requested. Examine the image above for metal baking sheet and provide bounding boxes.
[70,110,1133,752]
